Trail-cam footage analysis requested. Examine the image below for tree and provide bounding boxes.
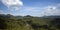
[49,18,60,30]
[0,18,7,30]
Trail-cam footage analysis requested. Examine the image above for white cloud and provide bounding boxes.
[43,4,60,16]
[20,5,60,17]
[19,7,44,17]
[23,7,41,12]
[0,10,4,14]
[1,0,23,11]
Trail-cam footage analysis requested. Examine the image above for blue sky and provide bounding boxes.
[0,0,60,17]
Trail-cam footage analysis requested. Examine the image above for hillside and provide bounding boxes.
[0,14,60,30]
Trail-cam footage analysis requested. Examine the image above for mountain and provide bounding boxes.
[43,15,60,18]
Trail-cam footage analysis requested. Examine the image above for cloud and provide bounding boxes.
[20,3,60,16]
[19,7,44,17]
[1,0,23,11]
[23,7,41,12]
[0,10,4,14]
[43,4,60,16]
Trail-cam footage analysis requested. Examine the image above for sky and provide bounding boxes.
[0,0,60,17]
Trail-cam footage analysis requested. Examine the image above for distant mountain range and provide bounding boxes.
[0,14,60,19]
[43,15,60,18]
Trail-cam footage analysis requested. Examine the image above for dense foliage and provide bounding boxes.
[0,14,60,30]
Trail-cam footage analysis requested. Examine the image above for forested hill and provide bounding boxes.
[0,14,60,30]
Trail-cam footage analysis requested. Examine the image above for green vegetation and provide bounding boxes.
[0,14,60,30]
